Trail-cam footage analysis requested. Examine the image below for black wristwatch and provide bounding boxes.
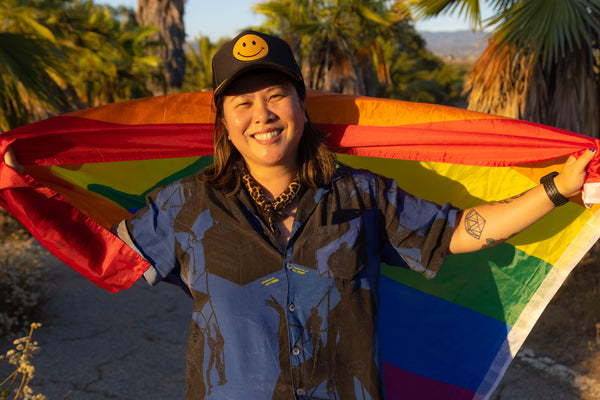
[540,172,569,207]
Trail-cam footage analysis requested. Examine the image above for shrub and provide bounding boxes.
[0,211,46,336]
[0,322,46,400]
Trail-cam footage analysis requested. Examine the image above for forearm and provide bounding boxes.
[449,149,595,254]
[449,184,555,254]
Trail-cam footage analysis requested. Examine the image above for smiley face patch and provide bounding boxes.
[232,34,269,61]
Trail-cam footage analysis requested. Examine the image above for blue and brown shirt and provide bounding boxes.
[126,167,460,399]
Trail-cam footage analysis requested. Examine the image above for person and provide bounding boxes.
[3,30,595,399]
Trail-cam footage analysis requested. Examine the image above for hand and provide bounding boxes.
[555,149,595,198]
[3,146,24,173]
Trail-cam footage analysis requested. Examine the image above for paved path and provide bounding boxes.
[4,257,189,399]
[1,256,587,399]
[492,358,582,400]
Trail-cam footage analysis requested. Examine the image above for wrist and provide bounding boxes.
[540,172,569,207]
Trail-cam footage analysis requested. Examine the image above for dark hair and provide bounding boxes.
[202,84,336,196]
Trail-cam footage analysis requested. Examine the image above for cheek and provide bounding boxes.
[222,113,245,137]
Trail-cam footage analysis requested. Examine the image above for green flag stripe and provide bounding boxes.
[382,243,553,326]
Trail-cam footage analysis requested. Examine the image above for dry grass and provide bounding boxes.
[578,353,600,400]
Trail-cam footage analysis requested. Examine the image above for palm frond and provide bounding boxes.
[0,33,66,108]
[491,0,600,66]
[407,0,483,30]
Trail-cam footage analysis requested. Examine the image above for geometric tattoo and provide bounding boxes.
[464,209,486,240]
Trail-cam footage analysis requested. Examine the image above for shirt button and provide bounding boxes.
[288,303,295,312]
[296,388,305,396]
[292,347,300,356]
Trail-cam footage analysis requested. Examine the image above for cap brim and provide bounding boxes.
[213,63,303,96]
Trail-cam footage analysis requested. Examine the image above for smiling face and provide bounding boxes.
[221,71,307,177]
[232,34,269,61]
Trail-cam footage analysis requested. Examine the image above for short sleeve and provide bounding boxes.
[378,175,460,279]
[125,184,182,281]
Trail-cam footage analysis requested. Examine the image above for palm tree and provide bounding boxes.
[39,1,161,108]
[254,0,411,96]
[182,35,221,93]
[409,0,600,137]
[136,0,186,94]
[0,0,68,131]
[383,30,467,104]
[0,0,164,129]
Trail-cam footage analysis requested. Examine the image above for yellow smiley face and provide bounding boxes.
[233,34,269,61]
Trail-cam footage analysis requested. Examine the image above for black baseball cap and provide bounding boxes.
[212,30,305,97]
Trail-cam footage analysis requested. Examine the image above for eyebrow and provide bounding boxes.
[226,84,293,101]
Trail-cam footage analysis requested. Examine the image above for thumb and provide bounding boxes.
[556,149,596,197]
[3,146,24,174]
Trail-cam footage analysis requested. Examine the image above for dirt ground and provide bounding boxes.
[521,243,600,400]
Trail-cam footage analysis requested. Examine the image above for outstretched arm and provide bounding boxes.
[449,149,595,254]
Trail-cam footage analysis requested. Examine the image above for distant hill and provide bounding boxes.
[419,30,489,59]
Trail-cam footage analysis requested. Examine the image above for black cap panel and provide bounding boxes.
[212,31,304,97]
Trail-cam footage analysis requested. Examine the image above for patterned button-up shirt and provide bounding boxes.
[126,167,460,399]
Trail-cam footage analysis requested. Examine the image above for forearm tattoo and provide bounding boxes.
[464,209,486,240]
[489,191,528,206]
[481,231,518,249]
[481,237,506,250]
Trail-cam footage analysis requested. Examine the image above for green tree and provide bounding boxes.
[410,0,600,137]
[254,0,410,96]
[381,18,467,104]
[254,0,465,103]
[0,0,164,129]
[0,0,68,131]
[44,1,161,107]
[182,35,220,93]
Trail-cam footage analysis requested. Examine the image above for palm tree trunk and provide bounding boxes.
[467,43,600,138]
[524,46,599,138]
[136,0,186,95]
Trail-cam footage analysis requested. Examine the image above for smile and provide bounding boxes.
[252,129,282,141]
[236,47,265,58]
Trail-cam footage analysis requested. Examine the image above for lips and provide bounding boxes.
[252,129,282,142]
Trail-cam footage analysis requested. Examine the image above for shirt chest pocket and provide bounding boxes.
[314,215,368,280]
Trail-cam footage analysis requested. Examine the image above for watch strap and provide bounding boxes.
[540,171,569,207]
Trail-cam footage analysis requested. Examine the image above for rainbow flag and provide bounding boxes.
[1,90,599,399]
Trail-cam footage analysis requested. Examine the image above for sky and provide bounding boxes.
[98,0,492,42]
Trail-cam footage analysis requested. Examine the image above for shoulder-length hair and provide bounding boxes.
[202,86,336,196]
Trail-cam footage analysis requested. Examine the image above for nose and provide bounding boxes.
[253,101,276,124]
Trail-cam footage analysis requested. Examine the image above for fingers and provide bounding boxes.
[563,155,576,168]
[3,146,24,173]
[556,149,596,198]
[561,149,595,174]
[576,149,596,169]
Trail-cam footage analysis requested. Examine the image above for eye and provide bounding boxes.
[235,101,250,108]
[269,92,286,101]
[227,97,250,109]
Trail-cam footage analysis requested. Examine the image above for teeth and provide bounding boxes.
[253,130,281,141]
